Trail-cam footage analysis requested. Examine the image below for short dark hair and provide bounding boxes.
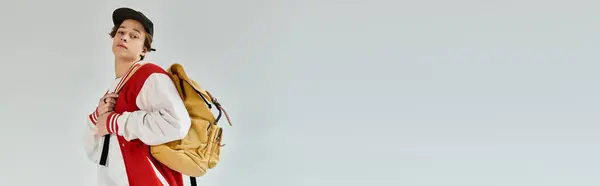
[108,25,154,60]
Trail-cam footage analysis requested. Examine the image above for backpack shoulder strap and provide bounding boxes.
[167,63,232,126]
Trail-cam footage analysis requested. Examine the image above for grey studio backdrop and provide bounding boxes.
[0,0,599,186]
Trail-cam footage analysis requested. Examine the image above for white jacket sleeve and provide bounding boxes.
[106,73,191,145]
[83,109,101,163]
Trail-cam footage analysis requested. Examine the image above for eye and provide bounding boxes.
[131,35,139,39]
[118,31,125,35]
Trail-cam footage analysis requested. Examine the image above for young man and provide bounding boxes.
[83,7,191,186]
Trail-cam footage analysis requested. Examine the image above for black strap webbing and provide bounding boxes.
[99,134,111,166]
[190,177,197,186]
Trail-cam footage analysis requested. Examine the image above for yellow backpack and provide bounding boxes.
[150,63,232,185]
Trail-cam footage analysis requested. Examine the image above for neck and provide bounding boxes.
[114,58,139,78]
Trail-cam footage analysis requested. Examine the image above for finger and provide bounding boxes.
[103,102,116,109]
[98,105,112,114]
[100,106,115,112]
[100,105,114,112]
[101,99,116,106]
[106,98,117,105]
[99,93,119,102]
[104,93,119,99]
[99,98,108,105]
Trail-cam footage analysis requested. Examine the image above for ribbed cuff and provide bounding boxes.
[106,112,121,134]
[89,108,99,125]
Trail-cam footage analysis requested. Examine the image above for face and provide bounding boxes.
[112,19,147,61]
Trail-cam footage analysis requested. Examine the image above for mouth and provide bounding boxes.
[117,44,128,49]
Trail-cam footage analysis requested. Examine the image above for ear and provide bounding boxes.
[141,48,148,57]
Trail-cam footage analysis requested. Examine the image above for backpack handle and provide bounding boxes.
[206,90,232,126]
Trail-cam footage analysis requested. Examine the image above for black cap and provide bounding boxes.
[112,7,156,51]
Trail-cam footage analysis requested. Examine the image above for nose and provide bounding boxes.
[121,37,128,42]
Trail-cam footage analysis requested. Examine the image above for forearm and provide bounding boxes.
[109,108,190,145]
[103,71,191,146]
[83,114,102,163]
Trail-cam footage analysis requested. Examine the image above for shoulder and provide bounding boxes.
[136,61,169,76]
[121,61,172,94]
[129,62,170,82]
[133,63,181,102]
